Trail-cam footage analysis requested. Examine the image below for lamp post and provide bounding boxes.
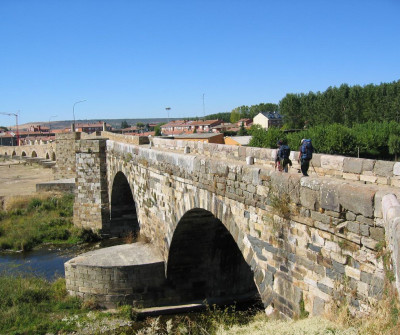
[165,107,171,123]
[72,100,86,132]
[48,115,57,132]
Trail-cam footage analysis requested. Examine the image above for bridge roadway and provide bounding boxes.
[2,133,400,318]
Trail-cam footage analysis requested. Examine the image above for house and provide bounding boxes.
[75,122,112,133]
[253,112,283,129]
[161,119,223,136]
[174,133,224,144]
[237,119,252,127]
[224,136,252,146]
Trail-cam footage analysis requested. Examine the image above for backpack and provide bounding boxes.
[301,139,313,160]
[280,145,291,159]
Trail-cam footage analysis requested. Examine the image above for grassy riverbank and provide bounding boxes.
[0,193,98,251]
[0,274,399,335]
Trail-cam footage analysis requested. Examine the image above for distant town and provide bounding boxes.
[0,111,283,147]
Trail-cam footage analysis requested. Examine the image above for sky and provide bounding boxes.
[0,0,399,126]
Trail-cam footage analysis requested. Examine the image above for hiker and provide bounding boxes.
[298,139,313,176]
[276,139,292,173]
[274,140,282,171]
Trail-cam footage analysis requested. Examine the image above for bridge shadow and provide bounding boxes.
[110,171,139,237]
[166,208,261,306]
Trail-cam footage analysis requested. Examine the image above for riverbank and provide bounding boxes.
[0,193,99,251]
[1,274,399,335]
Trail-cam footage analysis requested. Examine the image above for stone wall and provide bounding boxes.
[73,138,110,231]
[382,194,400,294]
[0,142,56,160]
[53,133,81,179]
[82,139,398,317]
[151,137,400,188]
[100,131,149,145]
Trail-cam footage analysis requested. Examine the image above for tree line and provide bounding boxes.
[279,80,400,129]
[249,121,400,160]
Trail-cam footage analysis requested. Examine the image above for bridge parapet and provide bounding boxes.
[151,137,400,188]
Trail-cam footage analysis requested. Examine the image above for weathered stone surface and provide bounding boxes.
[373,160,394,177]
[393,162,400,176]
[300,187,319,210]
[339,184,376,218]
[320,155,345,171]
[343,158,363,174]
[320,181,340,212]
[362,159,375,172]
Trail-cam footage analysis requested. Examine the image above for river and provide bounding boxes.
[0,238,125,280]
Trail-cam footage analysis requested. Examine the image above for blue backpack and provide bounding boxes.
[301,139,313,160]
[279,145,291,159]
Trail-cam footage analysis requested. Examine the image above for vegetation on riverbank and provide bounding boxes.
[0,273,399,334]
[0,193,99,251]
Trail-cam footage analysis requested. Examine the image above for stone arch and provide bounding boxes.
[109,171,139,237]
[31,151,37,158]
[4,152,7,156]
[46,152,50,160]
[12,151,16,157]
[21,151,26,157]
[51,152,56,161]
[166,207,261,306]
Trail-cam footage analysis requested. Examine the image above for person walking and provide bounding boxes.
[276,139,292,173]
[298,139,313,176]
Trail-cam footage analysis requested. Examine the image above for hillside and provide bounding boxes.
[12,118,177,130]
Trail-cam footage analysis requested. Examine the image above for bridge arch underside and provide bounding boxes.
[166,208,261,306]
[109,171,139,237]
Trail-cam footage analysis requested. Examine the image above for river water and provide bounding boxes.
[0,239,125,280]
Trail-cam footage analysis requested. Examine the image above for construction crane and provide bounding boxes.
[0,111,19,146]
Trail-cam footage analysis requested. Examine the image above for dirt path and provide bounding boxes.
[0,159,54,197]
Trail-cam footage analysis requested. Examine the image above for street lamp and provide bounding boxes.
[72,100,86,132]
[165,107,171,123]
[48,115,57,131]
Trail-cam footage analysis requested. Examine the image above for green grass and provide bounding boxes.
[0,193,99,251]
[0,276,85,335]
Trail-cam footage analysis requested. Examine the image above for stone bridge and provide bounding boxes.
[63,132,400,318]
[3,132,400,317]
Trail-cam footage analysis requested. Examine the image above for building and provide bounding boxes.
[161,119,223,136]
[76,122,112,133]
[224,136,252,146]
[253,112,283,129]
[174,133,224,144]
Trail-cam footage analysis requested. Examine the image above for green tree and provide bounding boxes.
[154,123,165,136]
[121,120,130,129]
[389,134,400,161]
[238,122,248,136]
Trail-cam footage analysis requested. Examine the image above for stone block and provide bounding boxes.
[370,227,385,241]
[343,173,360,181]
[345,266,361,280]
[300,187,319,211]
[373,160,394,177]
[320,181,340,212]
[320,155,345,171]
[360,175,377,184]
[362,159,375,172]
[312,296,325,316]
[393,162,400,176]
[343,158,363,174]
[338,184,376,218]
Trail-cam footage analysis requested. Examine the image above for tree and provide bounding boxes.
[121,120,130,129]
[238,122,248,136]
[154,123,165,136]
[389,134,400,161]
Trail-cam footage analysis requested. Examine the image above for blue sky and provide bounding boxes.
[0,0,399,126]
